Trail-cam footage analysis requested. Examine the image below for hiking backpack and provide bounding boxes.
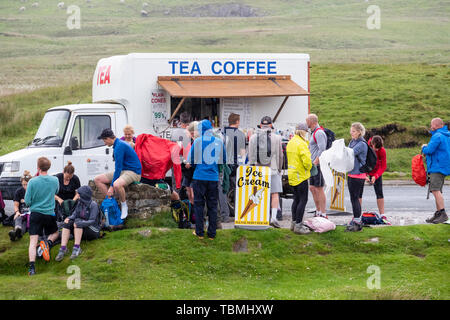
[312,126,336,150]
[361,212,390,225]
[171,200,191,229]
[411,154,427,187]
[100,196,124,227]
[359,141,378,174]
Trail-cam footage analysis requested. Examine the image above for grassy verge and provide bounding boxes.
[0,215,448,300]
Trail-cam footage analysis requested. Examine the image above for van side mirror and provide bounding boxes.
[64,146,72,155]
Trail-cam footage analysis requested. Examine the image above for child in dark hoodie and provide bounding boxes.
[55,186,101,261]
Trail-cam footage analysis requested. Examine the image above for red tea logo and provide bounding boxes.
[97,65,111,85]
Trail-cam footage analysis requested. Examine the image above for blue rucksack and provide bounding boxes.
[100,196,123,227]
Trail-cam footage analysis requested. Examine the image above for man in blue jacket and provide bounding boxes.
[95,128,142,220]
[187,120,226,240]
[422,118,450,224]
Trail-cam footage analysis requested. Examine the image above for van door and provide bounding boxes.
[64,113,115,185]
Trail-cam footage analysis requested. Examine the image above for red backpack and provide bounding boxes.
[411,154,427,186]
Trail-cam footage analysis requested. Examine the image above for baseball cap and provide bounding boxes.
[97,128,115,140]
[295,123,308,131]
[260,116,272,125]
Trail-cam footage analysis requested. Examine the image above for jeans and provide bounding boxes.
[192,179,218,238]
[218,173,230,221]
[291,180,309,223]
[348,177,366,219]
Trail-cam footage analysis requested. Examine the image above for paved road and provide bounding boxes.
[222,184,450,229]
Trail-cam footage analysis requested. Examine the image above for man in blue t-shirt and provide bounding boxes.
[94,128,142,220]
[25,157,60,276]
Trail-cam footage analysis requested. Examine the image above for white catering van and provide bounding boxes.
[0,53,310,199]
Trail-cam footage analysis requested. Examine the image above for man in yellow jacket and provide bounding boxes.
[286,123,313,234]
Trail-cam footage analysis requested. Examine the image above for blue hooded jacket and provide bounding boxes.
[187,120,226,182]
[422,125,450,176]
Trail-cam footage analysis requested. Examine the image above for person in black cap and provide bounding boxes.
[248,116,284,228]
[94,128,142,219]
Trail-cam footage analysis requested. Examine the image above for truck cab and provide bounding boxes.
[0,103,127,199]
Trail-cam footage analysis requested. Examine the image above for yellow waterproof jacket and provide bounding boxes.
[286,135,313,186]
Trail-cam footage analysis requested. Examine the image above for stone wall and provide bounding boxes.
[88,181,171,219]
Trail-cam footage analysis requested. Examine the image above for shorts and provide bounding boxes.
[29,212,58,236]
[182,176,193,188]
[429,173,445,192]
[271,172,283,193]
[309,165,324,188]
[62,220,100,241]
[140,177,172,192]
[105,170,141,186]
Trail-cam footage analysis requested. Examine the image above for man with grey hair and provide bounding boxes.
[306,114,328,218]
[170,112,192,193]
[422,118,450,224]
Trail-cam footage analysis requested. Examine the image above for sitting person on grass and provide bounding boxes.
[9,170,33,241]
[55,186,101,261]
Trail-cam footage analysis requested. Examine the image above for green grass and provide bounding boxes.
[0,214,449,299]
[0,0,449,95]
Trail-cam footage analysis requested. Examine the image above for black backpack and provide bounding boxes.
[359,141,378,173]
[312,126,335,150]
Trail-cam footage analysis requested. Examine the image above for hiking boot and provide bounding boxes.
[39,240,50,262]
[8,230,16,242]
[432,210,449,224]
[70,247,82,260]
[270,219,281,228]
[28,265,36,276]
[345,220,363,232]
[55,248,68,262]
[426,211,440,223]
[294,223,311,235]
[16,228,23,239]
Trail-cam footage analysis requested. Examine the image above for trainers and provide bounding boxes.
[294,223,311,235]
[36,246,43,259]
[426,211,440,223]
[432,210,449,224]
[8,230,16,242]
[28,265,36,276]
[55,248,68,262]
[290,221,295,232]
[345,220,363,232]
[70,247,82,260]
[192,230,204,240]
[270,219,281,228]
[39,240,50,262]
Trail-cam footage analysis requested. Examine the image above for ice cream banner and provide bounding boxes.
[234,166,271,230]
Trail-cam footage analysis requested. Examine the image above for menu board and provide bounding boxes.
[151,89,168,125]
[221,98,252,129]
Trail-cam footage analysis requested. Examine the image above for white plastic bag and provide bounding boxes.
[319,139,354,193]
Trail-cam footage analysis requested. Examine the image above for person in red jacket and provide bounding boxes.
[359,135,387,214]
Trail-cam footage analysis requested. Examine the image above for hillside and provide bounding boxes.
[0,0,449,95]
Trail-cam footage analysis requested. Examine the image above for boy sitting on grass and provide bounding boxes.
[55,186,102,261]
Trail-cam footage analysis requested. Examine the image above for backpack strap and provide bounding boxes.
[312,126,324,144]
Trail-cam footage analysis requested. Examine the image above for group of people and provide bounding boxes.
[4,110,449,275]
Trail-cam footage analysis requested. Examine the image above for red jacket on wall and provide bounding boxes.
[135,134,182,189]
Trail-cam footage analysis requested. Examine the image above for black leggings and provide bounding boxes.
[359,176,384,199]
[291,180,309,223]
[348,177,365,219]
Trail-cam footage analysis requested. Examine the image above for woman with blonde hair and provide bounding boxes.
[120,124,136,149]
[182,121,199,205]
[9,170,33,241]
[346,122,368,232]
[286,123,313,234]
